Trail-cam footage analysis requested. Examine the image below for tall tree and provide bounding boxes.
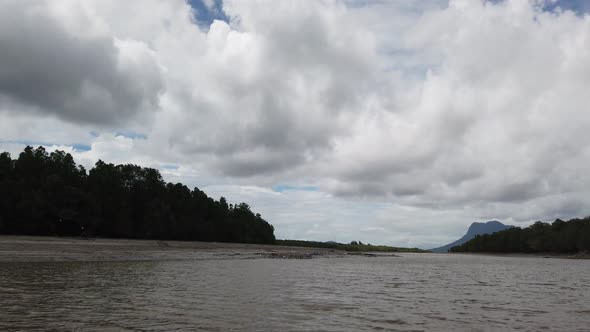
[0,146,276,244]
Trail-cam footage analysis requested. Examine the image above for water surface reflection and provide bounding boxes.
[1,254,589,331]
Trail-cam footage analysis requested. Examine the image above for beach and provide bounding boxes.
[0,236,344,262]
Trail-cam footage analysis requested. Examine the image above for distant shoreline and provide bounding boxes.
[4,236,586,262]
[0,235,350,262]
[446,251,590,260]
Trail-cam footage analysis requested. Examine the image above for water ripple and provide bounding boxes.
[1,254,589,331]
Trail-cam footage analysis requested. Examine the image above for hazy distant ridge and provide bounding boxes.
[430,221,512,253]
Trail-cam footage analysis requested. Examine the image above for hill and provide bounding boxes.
[430,220,513,253]
[450,217,590,253]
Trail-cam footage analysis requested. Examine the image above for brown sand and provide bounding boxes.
[0,236,345,262]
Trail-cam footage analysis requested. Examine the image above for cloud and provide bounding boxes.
[319,0,590,210]
[2,0,590,247]
[0,0,163,125]
[144,0,378,178]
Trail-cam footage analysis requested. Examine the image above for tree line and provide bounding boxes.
[450,217,590,253]
[275,239,426,253]
[0,146,275,244]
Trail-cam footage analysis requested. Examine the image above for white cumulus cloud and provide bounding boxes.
[2,0,590,248]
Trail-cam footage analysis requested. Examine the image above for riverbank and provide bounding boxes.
[449,251,590,259]
[0,236,349,262]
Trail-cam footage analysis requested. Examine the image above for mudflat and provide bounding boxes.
[0,236,344,262]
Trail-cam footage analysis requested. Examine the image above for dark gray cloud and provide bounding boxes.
[0,1,163,125]
[215,149,305,177]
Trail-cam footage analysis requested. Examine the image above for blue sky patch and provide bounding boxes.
[272,184,319,193]
[161,164,180,170]
[0,140,91,152]
[115,131,148,140]
[188,0,229,29]
[542,0,590,15]
[72,144,91,152]
[484,0,590,15]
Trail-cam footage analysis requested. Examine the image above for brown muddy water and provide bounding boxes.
[1,253,589,331]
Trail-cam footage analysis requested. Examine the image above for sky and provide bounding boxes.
[1,0,590,249]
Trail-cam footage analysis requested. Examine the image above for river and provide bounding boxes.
[1,253,589,331]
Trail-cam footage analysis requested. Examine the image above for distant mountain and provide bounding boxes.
[430,221,513,253]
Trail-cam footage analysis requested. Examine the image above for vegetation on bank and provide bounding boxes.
[450,217,590,253]
[276,239,426,253]
[0,146,275,244]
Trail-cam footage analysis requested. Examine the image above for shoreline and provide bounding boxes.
[3,236,586,262]
[0,235,349,262]
[446,251,590,260]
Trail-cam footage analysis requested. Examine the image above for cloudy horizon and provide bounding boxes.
[2,0,590,249]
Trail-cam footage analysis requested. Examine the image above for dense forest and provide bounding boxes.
[0,146,275,244]
[450,217,590,253]
[276,239,426,253]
